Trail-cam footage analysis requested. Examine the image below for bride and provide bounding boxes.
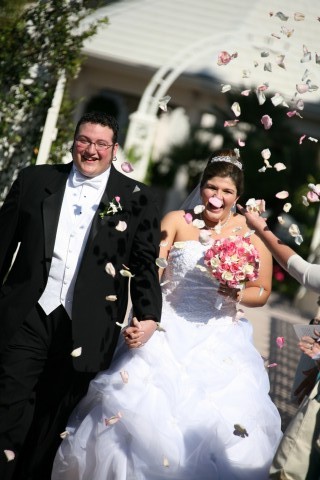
[52,149,282,480]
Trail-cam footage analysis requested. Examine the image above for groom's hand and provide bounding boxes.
[123,317,158,349]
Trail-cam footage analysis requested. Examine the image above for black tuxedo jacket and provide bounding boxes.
[0,162,162,372]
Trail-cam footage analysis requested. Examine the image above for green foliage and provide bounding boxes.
[0,0,108,200]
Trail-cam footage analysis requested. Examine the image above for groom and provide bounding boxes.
[0,111,162,479]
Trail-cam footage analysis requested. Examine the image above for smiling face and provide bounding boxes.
[72,122,119,178]
[201,175,239,225]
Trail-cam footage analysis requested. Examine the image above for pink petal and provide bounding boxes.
[121,161,134,173]
[224,119,239,127]
[184,213,193,224]
[115,196,120,202]
[209,197,223,208]
[4,450,15,462]
[307,191,320,203]
[261,115,272,130]
[276,336,285,349]
[241,89,251,96]
[267,363,278,368]
[238,139,245,146]
[275,191,289,199]
[296,83,309,93]
[299,134,306,144]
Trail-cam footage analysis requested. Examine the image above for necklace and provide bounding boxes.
[200,210,232,234]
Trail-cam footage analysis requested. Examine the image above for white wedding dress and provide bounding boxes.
[52,240,282,480]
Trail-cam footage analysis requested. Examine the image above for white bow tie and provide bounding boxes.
[71,170,102,190]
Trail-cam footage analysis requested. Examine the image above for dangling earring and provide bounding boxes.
[231,202,236,213]
[113,156,117,161]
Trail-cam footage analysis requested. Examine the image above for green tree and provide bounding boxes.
[0,0,108,201]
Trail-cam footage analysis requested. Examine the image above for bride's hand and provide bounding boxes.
[217,284,239,301]
[123,317,157,349]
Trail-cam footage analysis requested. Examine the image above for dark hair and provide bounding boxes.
[200,148,244,196]
[74,111,119,144]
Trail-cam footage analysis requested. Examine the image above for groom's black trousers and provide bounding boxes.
[0,304,95,480]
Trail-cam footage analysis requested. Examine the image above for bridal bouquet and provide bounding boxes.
[204,235,260,291]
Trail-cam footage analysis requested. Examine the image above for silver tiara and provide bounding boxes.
[210,155,242,170]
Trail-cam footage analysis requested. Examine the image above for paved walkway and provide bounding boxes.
[243,292,312,431]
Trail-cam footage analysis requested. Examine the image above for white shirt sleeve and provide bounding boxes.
[287,254,320,292]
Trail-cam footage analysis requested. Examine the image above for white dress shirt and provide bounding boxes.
[38,165,110,318]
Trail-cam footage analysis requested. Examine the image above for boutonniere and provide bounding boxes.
[100,196,123,219]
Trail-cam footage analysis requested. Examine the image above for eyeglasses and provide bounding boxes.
[75,137,114,151]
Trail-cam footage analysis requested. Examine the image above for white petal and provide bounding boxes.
[71,347,82,357]
[261,148,271,160]
[158,95,171,112]
[105,262,116,277]
[195,264,207,272]
[243,230,255,238]
[302,195,309,206]
[4,450,15,462]
[105,295,117,301]
[274,162,286,171]
[275,191,289,199]
[295,235,303,245]
[120,370,129,384]
[163,456,170,467]
[289,224,300,237]
[277,216,285,224]
[192,219,205,229]
[156,258,168,268]
[221,84,231,93]
[120,269,134,278]
[308,137,318,142]
[283,203,291,212]
[198,230,211,245]
[193,204,205,214]
[60,431,70,439]
[115,221,127,232]
[133,185,140,193]
[231,102,241,116]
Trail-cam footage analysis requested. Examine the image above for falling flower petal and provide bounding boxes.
[296,99,304,110]
[302,195,309,206]
[267,363,278,368]
[159,241,168,247]
[163,456,170,467]
[261,148,271,160]
[120,370,129,384]
[276,191,289,199]
[243,230,255,238]
[156,258,168,269]
[299,134,306,144]
[233,424,249,438]
[105,262,116,277]
[105,412,122,426]
[158,95,171,112]
[278,216,285,224]
[224,119,239,127]
[281,27,294,37]
[195,264,207,272]
[271,93,284,106]
[283,203,291,212]
[160,279,170,286]
[121,161,134,173]
[238,139,245,147]
[276,55,286,69]
[193,219,205,229]
[307,191,320,203]
[71,347,82,357]
[60,431,70,439]
[275,12,288,21]
[271,33,281,39]
[258,166,267,173]
[241,89,251,96]
[198,230,211,245]
[287,110,303,118]
[242,70,251,78]
[294,12,305,21]
[296,83,309,94]
[308,137,318,142]
[4,450,15,462]
[308,183,320,196]
[115,221,127,232]
[246,198,266,213]
[184,213,193,224]
[274,162,286,171]
[260,51,269,58]
[120,269,134,278]
[289,224,301,239]
[209,197,223,208]
[264,62,272,72]
[217,51,237,65]
[256,89,266,105]
[231,102,241,117]
[105,295,117,301]
[133,185,140,193]
[276,336,285,349]
[259,286,264,296]
[221,84,232,93]
[194,204,205,215]
[261,115,272,130]
[316,53,320,65]
[301,45,312,63]
[295,235,303,245]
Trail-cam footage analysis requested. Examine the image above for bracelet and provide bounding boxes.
[237,289,244,305]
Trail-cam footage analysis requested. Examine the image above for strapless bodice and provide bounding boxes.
[161,240,237,324]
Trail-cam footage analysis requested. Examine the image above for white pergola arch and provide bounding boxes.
[123,33,234,181]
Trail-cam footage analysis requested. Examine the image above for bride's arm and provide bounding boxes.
[158,211,180,279]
